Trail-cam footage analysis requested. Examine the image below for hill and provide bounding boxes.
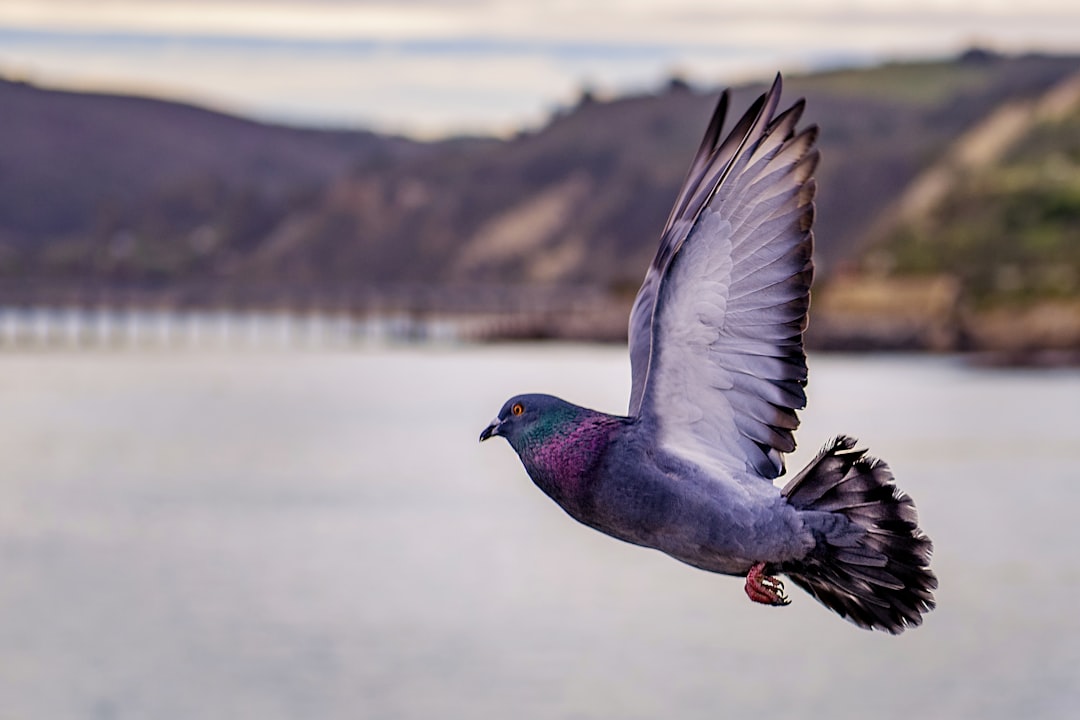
[1,50,1079,346]
[815,68,1080,360]
[223,52,1080,302]
[0,77,453,303]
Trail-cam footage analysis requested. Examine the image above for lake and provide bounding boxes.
[0,345,1077,719]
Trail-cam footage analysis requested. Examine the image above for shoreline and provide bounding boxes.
[0,302,1076,368]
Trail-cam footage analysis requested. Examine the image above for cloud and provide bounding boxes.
[5,1,1080,44]
[2,1,1079,135]
[0,1,476,40]
[0,29,739,136]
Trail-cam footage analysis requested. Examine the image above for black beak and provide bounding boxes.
[479,418,502,442]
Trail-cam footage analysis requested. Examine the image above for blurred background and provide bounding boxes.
[1,2,1079,719]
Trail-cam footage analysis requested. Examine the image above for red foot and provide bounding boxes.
[744,562,791,606]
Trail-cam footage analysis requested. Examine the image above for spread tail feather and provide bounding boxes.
[780,436,937,634]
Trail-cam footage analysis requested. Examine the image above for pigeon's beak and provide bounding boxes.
[479,418,503,442]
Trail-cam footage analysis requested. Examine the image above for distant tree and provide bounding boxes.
[665,74,692,93]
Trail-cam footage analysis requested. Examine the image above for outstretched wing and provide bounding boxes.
[626,75,818,480]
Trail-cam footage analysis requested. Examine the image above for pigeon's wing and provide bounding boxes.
[627,75,818,480]
[628,91,733,412]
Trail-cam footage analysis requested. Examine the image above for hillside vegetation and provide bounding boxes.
[833,71,1080,357]
[880,99,1080,306]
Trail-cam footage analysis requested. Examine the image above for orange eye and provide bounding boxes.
[511,402,525,416]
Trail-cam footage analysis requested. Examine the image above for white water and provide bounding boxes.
[0,346,1077,719]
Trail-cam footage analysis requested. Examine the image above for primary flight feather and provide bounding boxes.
[479,75,936,633]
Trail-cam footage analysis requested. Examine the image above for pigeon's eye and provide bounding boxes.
[511,402,525,416]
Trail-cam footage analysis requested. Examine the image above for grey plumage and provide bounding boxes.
[481,75,936,634]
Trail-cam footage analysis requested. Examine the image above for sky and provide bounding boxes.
[2,1,1079,137]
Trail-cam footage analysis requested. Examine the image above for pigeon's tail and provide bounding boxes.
[779,436,936,634]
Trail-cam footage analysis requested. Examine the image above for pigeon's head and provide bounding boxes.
[479,393,577,450]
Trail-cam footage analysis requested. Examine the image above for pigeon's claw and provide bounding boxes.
[744,562,790,606]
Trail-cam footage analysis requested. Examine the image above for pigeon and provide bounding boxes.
[479,75,936,633]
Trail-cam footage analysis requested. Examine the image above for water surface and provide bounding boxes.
[0,347,1077,719]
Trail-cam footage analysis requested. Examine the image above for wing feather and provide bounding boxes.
[626,75,818,480]
[628,86,779,414]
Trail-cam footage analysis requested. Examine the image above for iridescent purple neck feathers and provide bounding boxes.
[514,412,623,504]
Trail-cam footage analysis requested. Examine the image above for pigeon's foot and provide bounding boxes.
[744,562,790,606]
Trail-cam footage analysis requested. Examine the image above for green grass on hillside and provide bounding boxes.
[877,104,1080,308]
[796,58,996,105]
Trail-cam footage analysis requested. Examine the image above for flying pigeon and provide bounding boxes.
[479,75,936,633]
